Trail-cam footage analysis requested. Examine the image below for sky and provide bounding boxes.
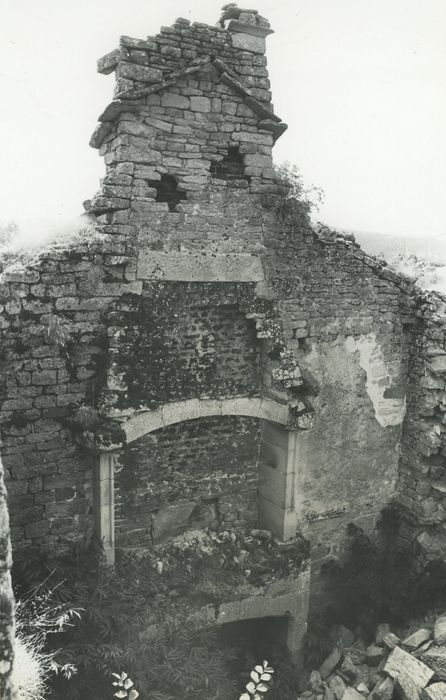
[1,0,445,242]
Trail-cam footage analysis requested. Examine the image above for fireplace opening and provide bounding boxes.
[216,615,289,672]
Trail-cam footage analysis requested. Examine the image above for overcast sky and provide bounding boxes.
[1,0,445,241]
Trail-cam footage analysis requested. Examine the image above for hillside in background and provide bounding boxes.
[348,228,446,263]
[333,228,446,295]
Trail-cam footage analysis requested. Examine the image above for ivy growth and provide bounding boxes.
[108,283,276,411]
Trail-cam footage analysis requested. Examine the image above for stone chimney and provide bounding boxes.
[87,5,287,281]
[219,4,274,54]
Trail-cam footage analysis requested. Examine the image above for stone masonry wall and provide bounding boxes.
[0,242,117,551]
[115,415,260,546]
[88,12,281,272]
[255,202,418,586]
[397,293,446,563]
[0,454,14,700]
[106,282,262,412]
[1,5,446,601]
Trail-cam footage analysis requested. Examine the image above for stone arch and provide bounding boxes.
[122,396,290,444]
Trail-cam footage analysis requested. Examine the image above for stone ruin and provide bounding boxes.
[2,4,446,687]
[300,614,446,699]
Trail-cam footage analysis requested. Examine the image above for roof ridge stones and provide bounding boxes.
[92,58,286,148]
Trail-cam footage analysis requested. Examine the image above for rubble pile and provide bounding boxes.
[299,613,446,699]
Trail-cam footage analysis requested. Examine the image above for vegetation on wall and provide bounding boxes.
[12,529,309,700]
[273,162,324,219]
[316,502,446,641]
[108,282,278,411]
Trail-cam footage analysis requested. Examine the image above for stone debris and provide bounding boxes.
[375,624,392,646]
[395,672,422,700]
[402,630,431,651]
[298,614,446,700]
[319,645,343,680]
[384,646,433,686]
[328,674,347,699]
[421,647,446,681]
[383,633,400,650]
[434,614,446,645]
[422,682,446,699]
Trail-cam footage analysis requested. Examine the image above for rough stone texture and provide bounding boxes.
[434,614,446,644]
[403,629,431,651]
[384,646,433,688]
[0,456,14,700]
[340,690,364,700]
[422,646,446,680]
[395,673,422,700]
[115,415,260,545]
[422,683,446,700]
[1,5,446,633]
[370,676,395,700]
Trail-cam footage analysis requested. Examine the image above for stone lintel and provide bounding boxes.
[227,19,274,38]
[217,568,310,664]
[230,29,268,54]
[137,251,264,283]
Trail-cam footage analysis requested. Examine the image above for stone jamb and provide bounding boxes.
[94,449,120,566]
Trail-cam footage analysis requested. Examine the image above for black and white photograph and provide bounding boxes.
[1,1,446,698]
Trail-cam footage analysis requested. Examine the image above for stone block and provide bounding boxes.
[395,673,422,700]
[402,630,431,651]
[434,614,446,644]
[231,31,266,54]
[118,121,156,138]
[334,689,363,700]
[319,645,342,679]
[190,96,211,112]
[383,632,400,650]
[328,674,346,699]
[257,495,296,541]
[384,647,433,688]
[367,644,387,665]
[151,501,196,542]
[137,251,264,282]
[369,676,394,700]
[161,92,190,109]
[117,62,162,84]
[422,647,446,680]
[97,48,122,74]
[258,457,294,508]
[231,130,273,145]
[422,683,446,699]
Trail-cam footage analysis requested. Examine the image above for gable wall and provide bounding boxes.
[1,10,446,601]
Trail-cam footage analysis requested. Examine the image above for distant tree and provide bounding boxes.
[0,221,19,248]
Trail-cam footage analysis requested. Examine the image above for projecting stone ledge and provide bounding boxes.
[137,251,264,282]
